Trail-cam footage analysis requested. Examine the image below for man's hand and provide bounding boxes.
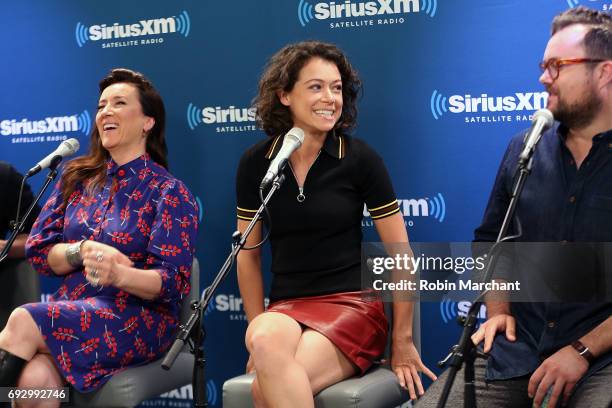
[528,345,588,408]
[471,313,516,352]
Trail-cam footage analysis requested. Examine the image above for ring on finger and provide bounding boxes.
[96,251,104,263]
[90,268,98,278]
[90,276,100,287]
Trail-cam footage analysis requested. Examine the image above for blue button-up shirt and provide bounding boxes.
[474,122,612,381]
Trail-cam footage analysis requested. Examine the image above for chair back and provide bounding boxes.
[0,258,40,329]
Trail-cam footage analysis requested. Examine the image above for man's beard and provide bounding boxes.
[549,80,602,130]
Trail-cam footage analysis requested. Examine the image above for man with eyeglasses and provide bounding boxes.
[417,6,611,408]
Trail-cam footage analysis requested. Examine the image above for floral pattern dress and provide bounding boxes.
[23,154,199,392]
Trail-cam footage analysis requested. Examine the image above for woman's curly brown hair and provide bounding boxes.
[253,41,362,137]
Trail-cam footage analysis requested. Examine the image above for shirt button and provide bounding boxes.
[118,169,126,177]
[547,321,555,328]
[569,196,576,203]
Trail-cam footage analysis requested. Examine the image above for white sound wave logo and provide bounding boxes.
[75,10,191,47]
[1,111,91,136]
[298,0,437,27]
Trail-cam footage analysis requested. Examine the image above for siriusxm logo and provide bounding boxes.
[298,0,437,27]
[430,90,548,120]
[187,103,257,133]
[363,193,446,225]
[439,298,486,324]
[566,0,610,10]
[1,111,91,136]
[195,196,204,222]
[205,294,269,319]
[160,381,218,405]
[75,10,190,47]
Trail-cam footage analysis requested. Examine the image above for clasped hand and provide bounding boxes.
[81,240,133,287]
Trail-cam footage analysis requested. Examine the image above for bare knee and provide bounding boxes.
[0,308,42,357]
[251,377,268,408]
[17,354,63,389]
[246,326,282,356]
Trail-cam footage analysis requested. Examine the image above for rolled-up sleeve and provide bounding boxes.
[25,182,66,276]
[145,179,199,303]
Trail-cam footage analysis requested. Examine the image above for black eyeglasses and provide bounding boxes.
[539,58,606,80]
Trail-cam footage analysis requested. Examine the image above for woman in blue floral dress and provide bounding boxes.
[0,68,198,403]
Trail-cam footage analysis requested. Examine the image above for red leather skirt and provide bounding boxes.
[267,291,388,373]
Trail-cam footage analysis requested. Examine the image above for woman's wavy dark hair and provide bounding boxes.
[253,41,362,137]
[60,68,168,205]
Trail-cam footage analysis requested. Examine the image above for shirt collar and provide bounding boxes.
[106,153,151,178]
[264,132,345,160]
[556,122,612,143]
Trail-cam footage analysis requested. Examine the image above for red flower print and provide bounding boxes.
[120,350,134,367]
[137,218,151,236]
[77,337,100,355]
[161,210,172,235]
[120,316,139,334]
[164,195,179,208]
[140,308,154,330]
[52,327,79,342]
[109,231,133,245]
[120,207,130,224]
[134,336,147,356]
[80,308,91,332]
[95,308,120,320]
[58,347,72,372]
[156,320,167,340]
[47,304,60,319]
[115,291,128,312]
[156,244,182,257]
[103,326,118,358]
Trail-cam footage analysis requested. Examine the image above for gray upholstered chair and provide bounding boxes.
[0,258,41,329]
[70,258,200,408]
[222,302,420,408]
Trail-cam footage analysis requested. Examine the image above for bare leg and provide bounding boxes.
[15,354,64,408]
[294,329,356,395]
[0,308,48,360]
[246,312,311,408]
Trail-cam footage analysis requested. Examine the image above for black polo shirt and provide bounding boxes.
[236,133,399,302]
[0,161,39,238]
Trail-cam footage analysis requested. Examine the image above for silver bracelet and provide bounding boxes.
[66,240,85,268]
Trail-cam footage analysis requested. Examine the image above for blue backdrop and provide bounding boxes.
[1,0,608,406]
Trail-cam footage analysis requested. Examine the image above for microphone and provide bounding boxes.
[260,127,305,189]
[518,109,554,165]
[26,138,80,177]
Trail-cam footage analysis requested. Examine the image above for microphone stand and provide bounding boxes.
[161,173,286,408]
[436,155,535,408]
[0,168,59,264]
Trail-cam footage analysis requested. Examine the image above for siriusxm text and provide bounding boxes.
[89,17,176,41]
[449,92,548,113]
[1,117,78,136]
[315,0,419,19]
[202,106,256,124]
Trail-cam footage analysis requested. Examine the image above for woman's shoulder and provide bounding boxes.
[238,136,279,168]
[148,162,194,197]
[342,134,382,161]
